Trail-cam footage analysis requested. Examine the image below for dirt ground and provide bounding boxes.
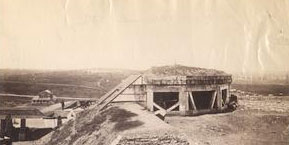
[166,94,289,145]
[12,95,289,145]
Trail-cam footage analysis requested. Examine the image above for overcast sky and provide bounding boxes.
[1,0,289,74]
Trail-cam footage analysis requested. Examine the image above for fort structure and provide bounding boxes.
[114,65,233,116]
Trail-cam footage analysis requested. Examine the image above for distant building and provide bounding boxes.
[31,90,56,105]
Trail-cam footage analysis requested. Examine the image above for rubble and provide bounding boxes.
[117,135,189,145]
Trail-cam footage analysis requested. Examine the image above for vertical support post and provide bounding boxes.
[20,119,26,128]
[0,119,6,138]
[19,119,27,141]
[216,87,222,110]
[57,116,62,128]
[179,88,187,115]
[226,85,231,104]
[61,101,65,110]
[185,92,189,111]
[5,115,13,139]
[146,86,154,111]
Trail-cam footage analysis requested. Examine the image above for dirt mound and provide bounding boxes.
[35,106,144,145]
[145,65,229,76]
[34,103,189,145]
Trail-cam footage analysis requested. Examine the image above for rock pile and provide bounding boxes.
[117,134,189,145]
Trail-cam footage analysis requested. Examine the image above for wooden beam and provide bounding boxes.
[210,91,217,109]
[97,75,142,110]
[154,110,166,116]
[166,102,180,112]
[98,75,141,105]
[153,102,166,112]
[189,92,197,110]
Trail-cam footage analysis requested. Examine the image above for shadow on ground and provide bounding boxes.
[47,106,144,145]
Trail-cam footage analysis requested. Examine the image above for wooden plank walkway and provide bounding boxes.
[96,75,142,110]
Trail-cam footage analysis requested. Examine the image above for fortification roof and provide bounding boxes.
[144,65,232,85]
[145,65,230,77]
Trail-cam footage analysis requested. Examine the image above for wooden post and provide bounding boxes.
[226,85,231,104]
[20,119,26,128]
[57,116,62,127]
[216,87,222,110]
[0,119,6,138]
[179,88,187,115]
[61,101,65,110]
[19,119,27,141]
[146,87,154,111]
[5,115,13,139]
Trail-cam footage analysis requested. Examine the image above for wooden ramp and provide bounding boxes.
[96,74,142,110]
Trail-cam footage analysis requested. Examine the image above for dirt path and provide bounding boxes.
[112,103,189,145]
[114,103,173,132]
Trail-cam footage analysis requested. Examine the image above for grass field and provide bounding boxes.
[0,95,32,107]
[232,83,289,96]
[0,69,134,99]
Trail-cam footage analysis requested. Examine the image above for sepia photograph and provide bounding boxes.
[0,0,289,145]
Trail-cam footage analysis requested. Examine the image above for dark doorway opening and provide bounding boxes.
[153,92,179,110]
[191,91,214,110]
